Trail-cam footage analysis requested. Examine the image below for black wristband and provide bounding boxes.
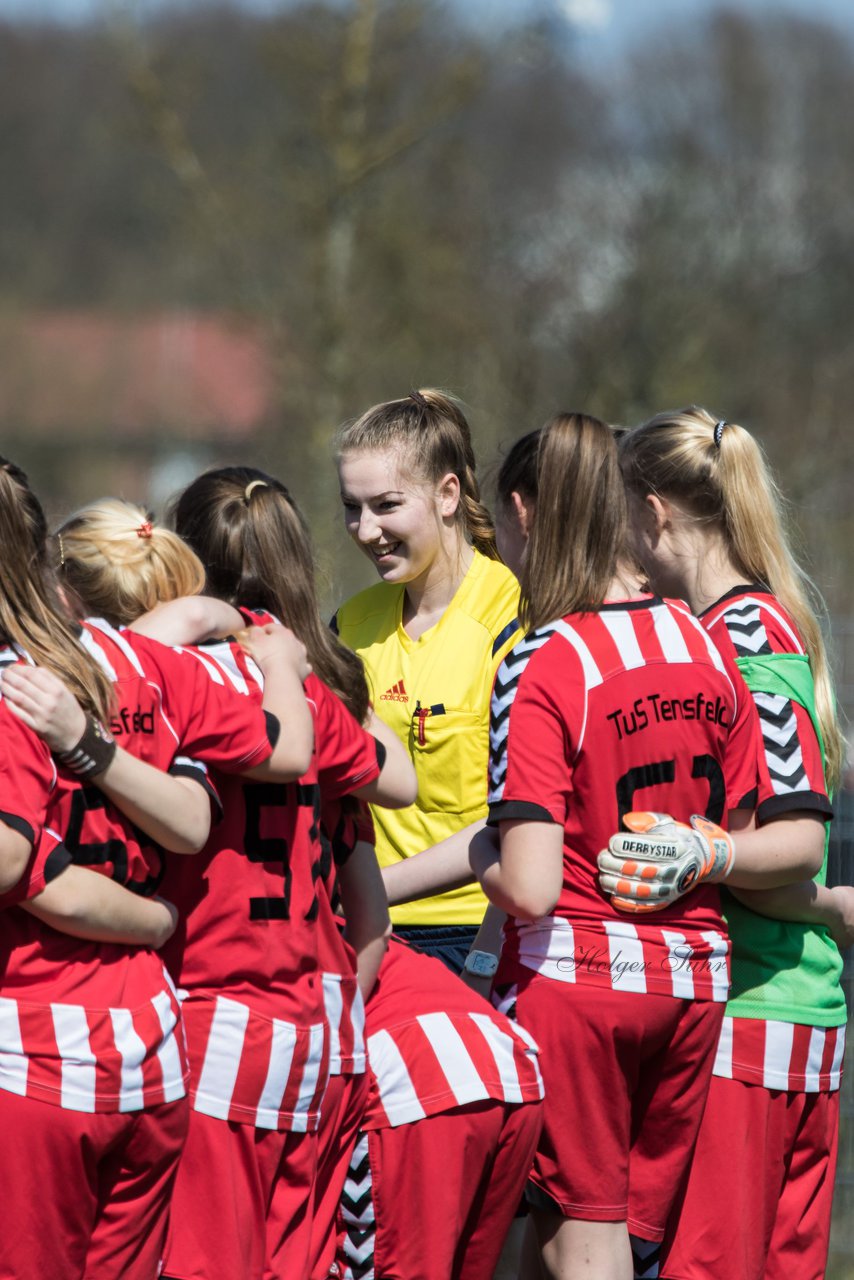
[54,715,117,780]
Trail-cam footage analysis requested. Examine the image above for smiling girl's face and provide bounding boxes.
[338,447,460,589]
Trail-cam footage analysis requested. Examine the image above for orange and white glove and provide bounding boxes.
[597,811,735,914]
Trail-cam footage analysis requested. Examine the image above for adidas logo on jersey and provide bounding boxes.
[380,680,409,702]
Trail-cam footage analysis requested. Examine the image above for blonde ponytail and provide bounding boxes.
[620,406,845,789]
[57,499,206,628]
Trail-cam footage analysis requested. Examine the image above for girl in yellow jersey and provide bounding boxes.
[334,388,521,972]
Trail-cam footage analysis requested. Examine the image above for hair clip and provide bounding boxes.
[136,521,153,539]
[408,389,429,410]
[713,420,727,448]
[57,532,66,566]
[244,479,268,503]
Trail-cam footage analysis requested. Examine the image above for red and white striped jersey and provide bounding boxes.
[362,937,543,1130]
[714,1014,845,1092]
[0,620,275,1114]
[488,595,763,1002]
[159,612,382,1129]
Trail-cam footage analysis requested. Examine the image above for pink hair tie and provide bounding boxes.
[137,521,153,539]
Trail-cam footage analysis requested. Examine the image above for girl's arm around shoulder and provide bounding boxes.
[237,625,314,781]
[128,597,244,646]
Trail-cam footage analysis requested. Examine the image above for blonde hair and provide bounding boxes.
[518,412,627,631]
[56,499,206,627]
[336,388,498,559]
[0,459,113,722]
[620,406,845,789]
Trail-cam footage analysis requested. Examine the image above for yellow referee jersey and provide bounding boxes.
[335,551,521,926]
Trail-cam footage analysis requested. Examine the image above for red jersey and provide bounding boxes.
[159,616,382,1132]
[488,595,762,1002]
[362,937,543,1130]
[0,647,57,909]
[0,620,276,1115]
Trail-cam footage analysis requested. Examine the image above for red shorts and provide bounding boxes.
[161,1110,318,1280]
[0,1088,188,1280]
[661,1075,840,1280]
[339,1098,543,1280]
[513,971,723,1239]
[309,1070,369,1279]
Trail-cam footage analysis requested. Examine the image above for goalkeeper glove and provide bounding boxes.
[597,811,734,914]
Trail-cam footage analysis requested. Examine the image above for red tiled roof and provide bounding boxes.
[0,311,275,437]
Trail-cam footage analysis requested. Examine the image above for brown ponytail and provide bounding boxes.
[173,467,371,722]
[518,413,627,632]
[336,388,499,560]
[0,460,113,722]
[620,406,845,790]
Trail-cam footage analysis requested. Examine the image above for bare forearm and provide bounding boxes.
[95,755,211,853]
[338,843,392,999]
[129,597,243,645]
[726,814,826,890]
[24,866,177,947]
[381,820,483,906]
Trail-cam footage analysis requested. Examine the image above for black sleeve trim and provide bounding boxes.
[264,711,281,750]
[492,618,519,658]
[487,800,557,827]
[373,736,387,771]
[733,787,758,812]
[757,791,833,825]
[0,811,35,845]
[44,840,72,884]
[169,763,223,822]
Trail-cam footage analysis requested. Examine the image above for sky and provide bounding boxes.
[2,0,854,48]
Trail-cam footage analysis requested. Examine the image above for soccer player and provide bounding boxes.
[471,413,822,1280]
[614,407,848,1280]
[334,389,521,974]
[159,469,413,1280]
[0,467,304,1280]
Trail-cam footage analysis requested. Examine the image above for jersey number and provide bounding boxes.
[64,786,162,895]
[615,754,725,825]
[242,782,325,922]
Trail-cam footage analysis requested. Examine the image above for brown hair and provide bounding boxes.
[516,413,627,631]
[336,389,499,560]
[56,499,206,628]
[173,467,370,722]
[0,459,113,721]
[620,405,845,789]
[495,428,541,514]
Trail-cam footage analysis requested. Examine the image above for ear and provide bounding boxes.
[436,472,461,519]
[645,493,672,534]
[510,490,534,539]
